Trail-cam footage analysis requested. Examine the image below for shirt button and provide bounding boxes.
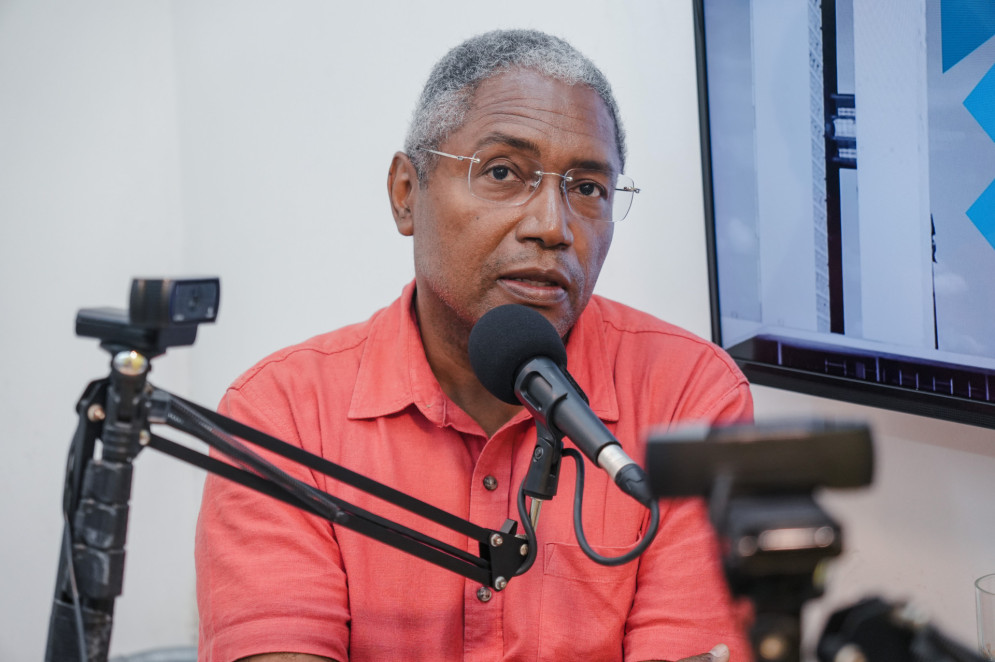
[483,475,498,491]
[476,586,493,603]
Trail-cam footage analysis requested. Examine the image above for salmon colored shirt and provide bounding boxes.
[195,282,753,662]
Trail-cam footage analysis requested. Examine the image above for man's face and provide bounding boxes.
[403,68,618,343]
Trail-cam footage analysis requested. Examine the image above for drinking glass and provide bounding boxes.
[977,574,995,660]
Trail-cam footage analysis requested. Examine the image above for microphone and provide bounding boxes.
[468,304,653,507]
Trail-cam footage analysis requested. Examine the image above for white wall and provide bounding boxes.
[1,2,993,660]
[0,1,197,658]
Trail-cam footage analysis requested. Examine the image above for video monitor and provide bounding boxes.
[696,0,995,429]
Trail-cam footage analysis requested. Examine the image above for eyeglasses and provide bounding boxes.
[418,146,640,223]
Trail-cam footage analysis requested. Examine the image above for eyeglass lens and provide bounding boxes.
[466,149,636,223]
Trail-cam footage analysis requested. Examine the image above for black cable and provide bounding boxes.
[59,414,90,662]
[565,448,660,566]
[60,513,88,662]
[514,482,539,576]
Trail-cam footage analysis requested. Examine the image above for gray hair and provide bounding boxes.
[404,29,626,181]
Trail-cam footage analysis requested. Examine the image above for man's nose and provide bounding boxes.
[516,175,574,248]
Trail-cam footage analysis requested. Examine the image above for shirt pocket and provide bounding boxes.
[537,542,639,661]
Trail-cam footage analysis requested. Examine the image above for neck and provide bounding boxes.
[414,297,522,438]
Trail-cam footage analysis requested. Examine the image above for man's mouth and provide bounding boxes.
[497,272,570,304]
[503,276,560,288]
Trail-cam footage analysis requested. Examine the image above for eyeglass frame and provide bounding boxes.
[416,146,640,223]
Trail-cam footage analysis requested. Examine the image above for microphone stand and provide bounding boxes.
[46,345,527,662]
[521,421,562,527]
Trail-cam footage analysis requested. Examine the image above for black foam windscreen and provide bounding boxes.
[468,304,568,404]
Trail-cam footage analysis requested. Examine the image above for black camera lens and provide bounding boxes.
[171,281,219,323]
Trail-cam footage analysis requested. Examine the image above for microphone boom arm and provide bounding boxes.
[46,351,527,662]
[152,389,526,585]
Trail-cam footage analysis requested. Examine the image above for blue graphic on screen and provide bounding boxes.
[945,0,995,250]
[965,64,995,143]
[964,65,995,249]
[941,0,995,72]
[968,181,995,248]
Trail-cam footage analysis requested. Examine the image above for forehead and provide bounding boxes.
[442,68,621,171]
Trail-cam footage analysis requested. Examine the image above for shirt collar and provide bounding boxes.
[348,281,441,421]
[348,281,619,425]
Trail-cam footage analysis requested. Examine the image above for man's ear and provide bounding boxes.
[388,151,418,237]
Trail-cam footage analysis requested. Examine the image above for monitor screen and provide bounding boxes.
[696,0,995,428]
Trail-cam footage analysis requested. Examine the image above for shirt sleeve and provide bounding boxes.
[195,386,350,662]
[623,375,755,662]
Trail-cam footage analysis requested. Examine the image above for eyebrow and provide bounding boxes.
[473,132,618,174]
[474,133,541,156]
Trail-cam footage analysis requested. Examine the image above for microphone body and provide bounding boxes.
[468,304,653,507]
[514,356,653,506]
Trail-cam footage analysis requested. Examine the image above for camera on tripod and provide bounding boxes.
[647,419,873,661]
[647,420,985,662]
[76,277,220,357]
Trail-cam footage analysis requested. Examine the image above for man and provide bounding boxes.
[196,29,753,662]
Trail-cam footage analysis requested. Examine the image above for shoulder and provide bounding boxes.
[588,295,739,370]
[228,310,381,397]
[585,295,751,423]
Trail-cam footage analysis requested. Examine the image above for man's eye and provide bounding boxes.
[574,180,607,198]
[489,165,511,181]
